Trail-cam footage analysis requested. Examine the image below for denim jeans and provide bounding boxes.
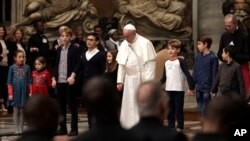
[167,91,184,129]
[196,91,211,116]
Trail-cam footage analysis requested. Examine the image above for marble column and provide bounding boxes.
[195,0,225,53]
[11,0,28,25]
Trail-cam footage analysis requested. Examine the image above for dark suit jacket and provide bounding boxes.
[54,43,81,81]
[131,117,187,141]
[73,120,139,141]
[81,51,106,82]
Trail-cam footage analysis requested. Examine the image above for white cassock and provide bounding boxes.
[116,34,157,129]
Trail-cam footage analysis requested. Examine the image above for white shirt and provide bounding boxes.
[86,48,99,61]
[0,40,9,66]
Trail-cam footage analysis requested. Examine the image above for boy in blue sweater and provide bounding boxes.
[192,37,218,117]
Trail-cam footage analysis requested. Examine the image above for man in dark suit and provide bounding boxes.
[73,77,138,141]
[131,81,187,141]
[52,27,81,136]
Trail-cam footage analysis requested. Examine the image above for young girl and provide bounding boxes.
[104,50,118,85]
[30,56,52,96]
[7,50,31,134]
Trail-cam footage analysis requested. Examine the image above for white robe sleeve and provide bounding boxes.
[117,64,126,83]
[143,60,156,81]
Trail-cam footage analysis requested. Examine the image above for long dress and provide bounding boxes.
[31,69,52,96]
[7,64,31,108]
[116,34,156,129]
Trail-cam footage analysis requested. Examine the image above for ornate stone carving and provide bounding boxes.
[113,0,192,40]
[223,0,250,34]
[14,0,98,34]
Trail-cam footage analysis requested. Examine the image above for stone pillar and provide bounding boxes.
[11,0,28,25]
[195,0,225,53]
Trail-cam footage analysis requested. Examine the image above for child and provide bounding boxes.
[210,45,245,97]
[7,50,31,134]
[160,39,195,132]
[52,27,80,136]
[104,50,118,85]
[30,56,52,96]
[192,37,218,117]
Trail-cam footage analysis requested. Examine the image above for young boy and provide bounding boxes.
[210,45,245,97]
[160,39,195,132]
[192,37,218,117]
[52,27,81,136]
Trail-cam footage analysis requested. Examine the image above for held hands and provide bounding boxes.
[52,79,57,88]
[30,47,39,52]
[187,89,195,96]
[67,75,75,85]
[210,92,216,99]
[8,95,13,101]
[117,83,124,91]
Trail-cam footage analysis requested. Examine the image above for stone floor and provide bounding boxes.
[0,95,201,141]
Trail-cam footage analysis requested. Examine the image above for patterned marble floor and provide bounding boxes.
[0,95,201,141]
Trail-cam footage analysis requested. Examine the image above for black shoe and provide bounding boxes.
[56,128,67,135]
[68,130,78,136]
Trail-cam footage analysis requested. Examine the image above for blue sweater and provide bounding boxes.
[192,51,218,92]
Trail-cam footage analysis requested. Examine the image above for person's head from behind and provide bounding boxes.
[60,27,73,46]
[123,24,136,44]
[167,39,181,59]
[86,32,99,50]
[197,36,212,53]
[14,50,25,65]
[202,95,250,136]
[224,14,238,33]
[137,81,168,121]
[34,21,44,34]
[24,95,59,134]
[83,77,120,123]
[222,45,235,62]
[34,56,47,71]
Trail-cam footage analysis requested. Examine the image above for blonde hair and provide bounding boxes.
[60,27,73,36]
[168,39,182,49]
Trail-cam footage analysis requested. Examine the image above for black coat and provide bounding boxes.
[131,117,187,141]
[54,43,81,81]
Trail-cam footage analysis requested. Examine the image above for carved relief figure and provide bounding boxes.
[15,0,98,32]
[114,0,191,39]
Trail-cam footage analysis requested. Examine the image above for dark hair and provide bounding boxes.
[198,36,213,49]
[34,56,47,68]
[0,23,7,39]
[87,32,100,41]
[167,39,181,49]
[24,95,59,133]
[33,21,43,28]
[14,50,24,58]
[224,45,235,58]
[106,50,118,72]
[83,77,120,123]
[204,95,250,136]
[94,24,102,31]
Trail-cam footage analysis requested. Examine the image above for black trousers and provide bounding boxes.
[167,91,184,129]
[57,83,78,131]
